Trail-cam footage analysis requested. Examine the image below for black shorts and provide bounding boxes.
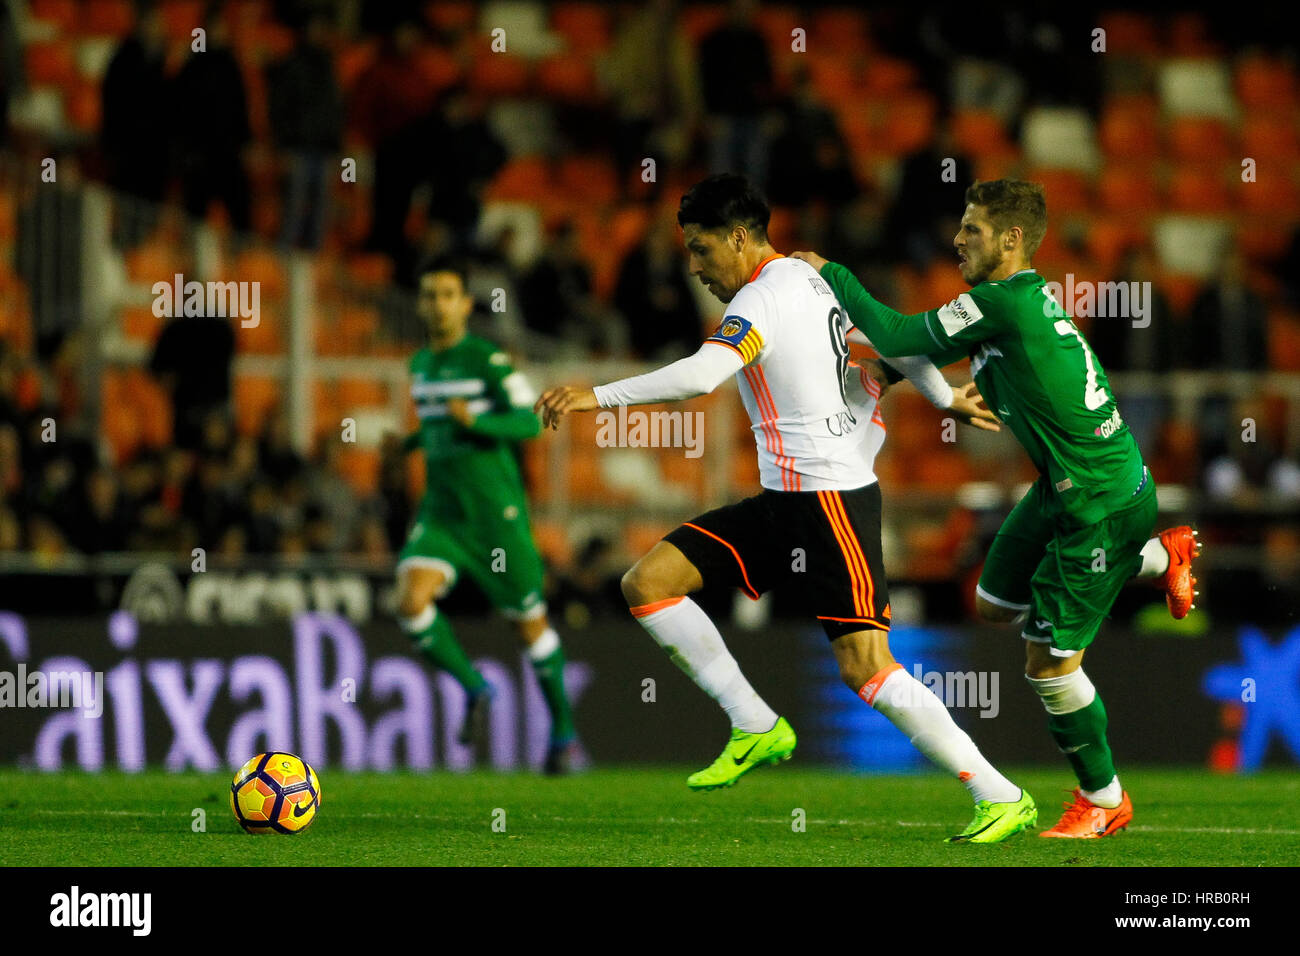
[664,482,891,640]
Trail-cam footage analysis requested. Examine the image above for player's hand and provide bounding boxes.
[861,358,892,395]
[790,250,828,272]
[534,385,599,430]
[446,398,477,428]
[949,382,1000,432]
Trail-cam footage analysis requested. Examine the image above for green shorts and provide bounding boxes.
[976,471,1157,656]
[396,498,546,620]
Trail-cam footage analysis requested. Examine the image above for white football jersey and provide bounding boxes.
[703,255,886,492]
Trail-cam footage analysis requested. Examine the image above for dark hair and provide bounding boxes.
[677,174,770,241]
[964,180,1048,258]
[417,255,471,292]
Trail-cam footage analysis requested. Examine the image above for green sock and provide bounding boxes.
[1046,694,1117,792]
[530,635,575,743]
[408,608,487,696]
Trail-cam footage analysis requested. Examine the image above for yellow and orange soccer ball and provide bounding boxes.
[230,752,322,835]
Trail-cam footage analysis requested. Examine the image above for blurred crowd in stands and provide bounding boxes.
[0,0,1298,566]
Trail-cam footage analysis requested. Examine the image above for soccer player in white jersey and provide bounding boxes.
[537,175,1036,843]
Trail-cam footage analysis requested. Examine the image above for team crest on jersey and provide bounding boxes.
[708,315,764,364]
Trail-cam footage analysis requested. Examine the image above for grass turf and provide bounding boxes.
[2,767,1297,867]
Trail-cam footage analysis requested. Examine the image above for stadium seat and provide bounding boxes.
[876,91,936,155]
[120,305,165,344]
[1022,107,1099,172]
[1027,168,1092,215]
[336,377,388,412]
[1153,216,1232,278]
[29,0,79,32]
[535,55,599,104]
[160,0,204,41]
[230,248,287,300]
[810,8,871,58]
[1168,166,1233,213]
[679,5,728,44]
[1268,309,1300,371]
[1098,164,1163,214]
[1158,59,1238,119]
[1085,218,1147,274]
[468,51,531,98]
[1236,55,1298,111]
[1096,12,1162,56]
[233,306,282,355]
[1237,173,1299,215]
[124,369,171,447]
[1236,215,1295,262]
[24,40,78,88]
[808,56,860,104]
[1240,114,1300,163]
[423,1,475,32]
[345,253,394,289]
[336,447,381,495]
[556,156,619,206]
[862,57,919,96]
[950,110,1015,159]
[82,0,134,38]
[530,518,573,567]
[485,158,552,203]
[1167,116,1236,165]
[64,77,102,132]
[754,4,801,58]
[1098,96,1161,159]
[551,3,611,54]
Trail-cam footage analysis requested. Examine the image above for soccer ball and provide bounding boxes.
[230,752,322,835]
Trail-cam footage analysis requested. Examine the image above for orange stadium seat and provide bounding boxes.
[808,56,860,104]
[1098,97,1161,159]
[1240,114,1300,163]
[336,448,380,495]
[160,0,203,41]
[1167,116,1236,166]
[754,5,801,58]
[1236,215,1295,262]
[65,77,102,132]
[1098,164,1163,214]
[312,381,340,433]
[124,369,171,447]
[29,0,79,31]
[233,306,282,354]
[230,248,287,300]
[811,8,872,58]
[1238,173,1300,214]
[24,40,77,88]
[530,518,572,567]
[0,189,16,243]
[536,56,599,104]
[1085,219,1147,274]
[83,0,134,37]
[1268,309,1300,371]
[125,239,185,284]
[551,4,611,54]
[624,521,672,562]
[336,377,388,411]
[468,51,531,98]
[486,157,551,203]
[1168,166,1233,213]
[1236,56,1298,111]
[1097,12,1162,55]
[951,110,1015,158]
[424,1,476,33]
[1028,168,1091,215]
[345,252,393,288]
[335,40,377,93]
[557,156,619,205]
[876,92,935,155]
[412,45,462,93]
[120,305,165,344]
[679,5,728,44]
[862,57,919,96]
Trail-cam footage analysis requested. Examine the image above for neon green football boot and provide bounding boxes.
[945,789,1038,844]
[687,717,797,791]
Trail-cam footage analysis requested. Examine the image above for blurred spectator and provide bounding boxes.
[258,407,305,484]
[519,221,622,354]
[171,3,252,231]
[614,208,702,360]
[100,3,169,246]
[698,0,774,185]
[149,312,236,451]
[883,116,974,269]
[352,18,443,284]
[600,0,701,191]
[243,479,282,553]
[1188,245,1268,371]
[1273,224,1300,309]
[1203,397,1298,502]
[1087,245,1180,452]
[182,451,240,549]
[73,467,131,554]
[16,156,85,359]
[0,0,22,147]
[305,435,359,553]
[421,85,506,251]
[766,68,859,209]
[266,12,343,249]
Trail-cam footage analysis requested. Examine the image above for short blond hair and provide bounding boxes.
[965,180,1048,258]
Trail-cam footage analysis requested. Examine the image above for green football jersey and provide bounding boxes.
[823,262,1147,523]
[402,335,540,525]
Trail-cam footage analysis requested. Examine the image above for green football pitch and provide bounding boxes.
[2,767,1297,867]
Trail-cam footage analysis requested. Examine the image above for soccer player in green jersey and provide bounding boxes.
[794,179,1201,838]
[389,257,578,773]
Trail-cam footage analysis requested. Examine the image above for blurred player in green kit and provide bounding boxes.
[388,257,578,773]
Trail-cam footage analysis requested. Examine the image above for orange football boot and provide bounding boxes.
[1039,789,1133,838]
[1157,526,1200,619]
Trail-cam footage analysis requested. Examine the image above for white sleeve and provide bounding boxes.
[847,326,952,409]
[593,342,742,407]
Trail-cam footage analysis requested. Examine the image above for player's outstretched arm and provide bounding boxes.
[536,344,743,431]
[791,252,940,357]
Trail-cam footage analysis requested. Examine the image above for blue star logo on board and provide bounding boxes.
[1202,625,1300,770]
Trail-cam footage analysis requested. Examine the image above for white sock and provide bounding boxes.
[631,597,778,733]
[1081,775,1123,809]
[1137,537,1168,578]
[527,627,560,660]
[864,664,1021,804]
